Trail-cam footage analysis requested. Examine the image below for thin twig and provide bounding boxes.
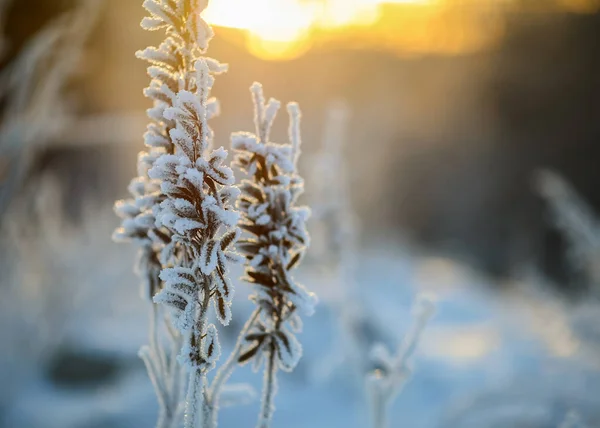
[184,286,212,428]
[209,308,262,406]
[258,343,278,428]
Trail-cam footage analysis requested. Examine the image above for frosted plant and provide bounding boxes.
[367,296,434,428]
[115,4,317,428]
[113,1,240,428]
[223,82,317,428]
[0,0,101,216]
[534,169,600,287]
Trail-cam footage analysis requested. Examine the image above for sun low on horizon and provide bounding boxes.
[203,0,442,59]
[203,0,600,60]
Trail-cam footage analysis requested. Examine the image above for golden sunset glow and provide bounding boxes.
[203,0,600,60]
[203,0,436,59]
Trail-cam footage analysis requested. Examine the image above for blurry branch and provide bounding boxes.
[56,112,148,147]
[367,296,435,428]
[0,0,102,217]
[310,101,372,384]
[138,305,186,428]
[312,101,355,271]
[532,170,600,372]
[534,169,600,287]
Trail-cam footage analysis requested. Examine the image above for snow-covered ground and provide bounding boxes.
[1,212,599,428]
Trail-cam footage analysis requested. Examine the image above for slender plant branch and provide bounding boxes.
[259,343,278,428]
[209,308,262,400]
[150,304,168,378]
[184,281,212,428]
[367,296,435,428]
[231,86,317,428]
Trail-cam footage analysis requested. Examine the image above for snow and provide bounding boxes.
[3,223,600,428]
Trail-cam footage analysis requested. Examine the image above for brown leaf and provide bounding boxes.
[247,271,276,288]
[286,252,301,270]
[238,342,261,364]
[220,230,238,251]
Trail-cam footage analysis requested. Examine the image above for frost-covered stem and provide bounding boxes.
[185,369,205,428]
[140,347,168,417]
[148,304,186,428]
[165,338,185,428]
[151,305,168,379]
[251,83,267,142]
[368,381,390,428]
[393,304,432,371]
[287,103,301,169]
[367,297,435,428]
[184,285,211,428]
[258,343,278,428]
[162,334,186,428]
[139,308,174,426]
[160,318,184,427]
[207,307,262,425]
[150,305,170,428]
